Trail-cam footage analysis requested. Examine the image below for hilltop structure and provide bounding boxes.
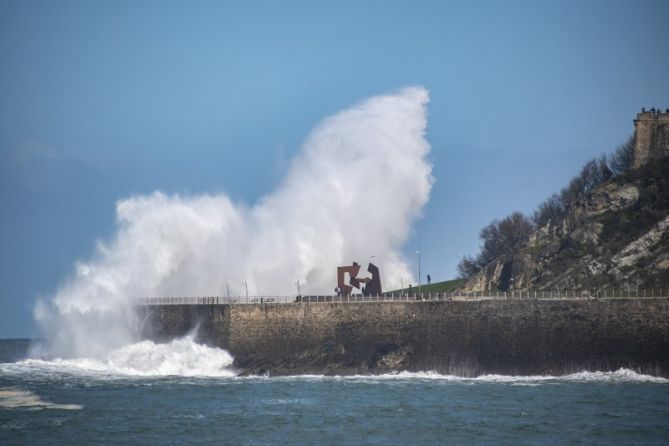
[633,108,669,168]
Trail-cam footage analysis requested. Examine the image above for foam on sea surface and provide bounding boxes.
[2,336,235,378]
[0,388,82,410]
[370,369,668,383]
[257,369,669,384]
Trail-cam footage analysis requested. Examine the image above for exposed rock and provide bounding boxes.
[368,345,412,373]
[587,259,606,275]
[576,184,639,219]
[612,216,669,268]
[528,222,561,247]
[570,221,604,246]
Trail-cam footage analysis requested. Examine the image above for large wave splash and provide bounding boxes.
[33,86,433,362]
[18,337,235,377]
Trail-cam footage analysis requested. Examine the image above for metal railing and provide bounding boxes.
[136,289,669,306]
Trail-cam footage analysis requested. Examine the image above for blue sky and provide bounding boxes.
[1,0,668,337]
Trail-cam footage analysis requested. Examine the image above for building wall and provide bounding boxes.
[141,299,669,377]
[633,111,669,168]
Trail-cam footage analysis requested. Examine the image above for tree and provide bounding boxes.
[457,212,534,278]
[608,136,635,175]
[493,212,534,256]
[533,193,565,226]
[457,255,481,279]
[595,154,613,184]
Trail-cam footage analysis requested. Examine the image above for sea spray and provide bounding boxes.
[19,337,235,377]
[33,87,433,362]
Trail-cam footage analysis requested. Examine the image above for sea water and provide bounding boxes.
[1,339,668,445]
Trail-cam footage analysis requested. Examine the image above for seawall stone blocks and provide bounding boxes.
[140,299,669,377]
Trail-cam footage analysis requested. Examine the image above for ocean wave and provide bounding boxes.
[2,339,666,384]
[368,369,667,383]
[254,368,668,384]
[1,336,235,378]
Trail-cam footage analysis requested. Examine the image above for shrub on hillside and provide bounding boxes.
[456,255,481,278]
[608,136,635,175]
[457,212,534,278]
[534,154,612,226]
[533,193,565,226]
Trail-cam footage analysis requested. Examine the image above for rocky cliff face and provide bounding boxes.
[464,158,669,292]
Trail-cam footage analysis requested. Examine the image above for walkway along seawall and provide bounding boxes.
[139,297,669,377]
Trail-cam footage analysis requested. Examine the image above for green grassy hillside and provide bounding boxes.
[387,278,465,294]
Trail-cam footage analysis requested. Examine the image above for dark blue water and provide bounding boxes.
[1,339,668,445]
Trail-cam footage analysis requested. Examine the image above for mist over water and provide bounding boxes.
[33,87,433,363]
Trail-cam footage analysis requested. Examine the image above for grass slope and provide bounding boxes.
[388,278,465,294]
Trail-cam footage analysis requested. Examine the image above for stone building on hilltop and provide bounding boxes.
[633,109,669,168]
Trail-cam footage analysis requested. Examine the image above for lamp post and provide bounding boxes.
[417,241,421,296]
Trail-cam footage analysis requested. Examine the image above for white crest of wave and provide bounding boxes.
[327,368,669,383]
[256,369,669,384]
[33,86,433,360]
[17,337,235,377]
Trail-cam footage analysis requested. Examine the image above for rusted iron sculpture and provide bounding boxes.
[337,262,382,296]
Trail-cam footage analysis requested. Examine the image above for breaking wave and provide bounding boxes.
[3,345,665,384]
[254,369,669,384]
[367,368,669,383]
[6,336,235,378]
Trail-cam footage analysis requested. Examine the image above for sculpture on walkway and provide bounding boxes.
[337,262,382,296]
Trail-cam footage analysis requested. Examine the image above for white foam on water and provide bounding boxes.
[3,354,666,383]
[4,336,235,378]
[0,388,82,410]
[261,368,668,384]
[383,368,668,383]
[560,368,669,383]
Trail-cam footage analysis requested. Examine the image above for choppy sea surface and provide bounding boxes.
[1,338,668,445]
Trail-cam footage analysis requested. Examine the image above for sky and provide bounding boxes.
[1,0,668,337]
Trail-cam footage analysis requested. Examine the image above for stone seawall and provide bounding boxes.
[140,299,669,377]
